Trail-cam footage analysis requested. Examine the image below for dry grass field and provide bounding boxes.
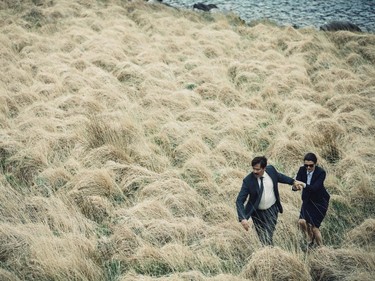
[1,0,375,280]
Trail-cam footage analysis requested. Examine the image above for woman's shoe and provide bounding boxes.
[308,241,317,250]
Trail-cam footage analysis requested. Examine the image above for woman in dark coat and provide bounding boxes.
[295,153,330,247]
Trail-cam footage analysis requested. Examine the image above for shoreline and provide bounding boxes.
[160,0,375,34]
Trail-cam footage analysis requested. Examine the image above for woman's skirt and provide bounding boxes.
[299,198,329,228]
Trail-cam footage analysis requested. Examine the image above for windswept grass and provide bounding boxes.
[1,0,374,280]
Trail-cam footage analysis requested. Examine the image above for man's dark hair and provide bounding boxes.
[251,156,267,168]
[304,152,317,163]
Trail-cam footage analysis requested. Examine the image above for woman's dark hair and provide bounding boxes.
[251,156,267,168]
[304,152,317,163]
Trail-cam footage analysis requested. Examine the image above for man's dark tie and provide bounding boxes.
[254,176,264,208]
[259,176,264,195]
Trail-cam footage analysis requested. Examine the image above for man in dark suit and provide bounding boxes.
[294,152,330,248]
[236,156,303,246]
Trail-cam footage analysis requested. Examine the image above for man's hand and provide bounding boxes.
[241,219,251,231]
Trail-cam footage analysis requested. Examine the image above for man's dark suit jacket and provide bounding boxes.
[296,165,330,203]
[236,165,295,221]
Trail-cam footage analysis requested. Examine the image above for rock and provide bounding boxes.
[320,21,362,32]
[193,3,218,12]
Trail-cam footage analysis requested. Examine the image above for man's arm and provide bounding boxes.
[235,180,250,222]
[236,180,253,231]
[277,171,296,185]
[276,169,304,190]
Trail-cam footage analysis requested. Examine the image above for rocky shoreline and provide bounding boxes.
[162,0,375,33]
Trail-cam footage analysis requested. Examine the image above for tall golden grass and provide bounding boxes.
[1,0,374,280]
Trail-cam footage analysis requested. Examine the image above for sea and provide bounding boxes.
[162,0,375,33]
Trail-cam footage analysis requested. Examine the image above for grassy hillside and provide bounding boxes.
[1,0,374,280]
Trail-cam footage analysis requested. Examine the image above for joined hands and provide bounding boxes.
[292,180,304,191]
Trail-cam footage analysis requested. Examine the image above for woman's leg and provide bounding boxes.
[298,219,314,243]
[312,226,323,246]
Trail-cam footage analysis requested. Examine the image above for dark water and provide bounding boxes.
[163,0,375,33]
